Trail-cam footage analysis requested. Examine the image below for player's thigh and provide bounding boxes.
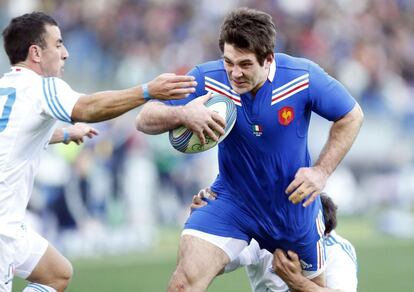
[0,235,15,292]
[26,243,72,285]
[13,228,48,280]
[177,234,239,280]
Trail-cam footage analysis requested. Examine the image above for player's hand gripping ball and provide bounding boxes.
[169,93,237,153]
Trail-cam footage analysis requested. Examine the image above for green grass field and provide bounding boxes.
[12,216,414,291]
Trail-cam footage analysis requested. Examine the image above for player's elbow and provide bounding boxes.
[135,112,146,132]
[350,102,364,129]
[338,103,364,128]
[71,97,96,122]
[135,108,154,134]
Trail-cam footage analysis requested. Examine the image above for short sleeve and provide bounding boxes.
[309,62,356,121]
[41,77,82,123]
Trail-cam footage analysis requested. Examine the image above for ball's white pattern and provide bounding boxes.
[169,93,237,153]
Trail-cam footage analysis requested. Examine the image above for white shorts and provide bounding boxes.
[0,225,48,292]
[182,229,247,261]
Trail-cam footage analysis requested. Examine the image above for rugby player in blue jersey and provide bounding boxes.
[136,7,363,291]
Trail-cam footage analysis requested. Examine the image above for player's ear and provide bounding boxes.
[264,53,274,69]
[27,44,42,63]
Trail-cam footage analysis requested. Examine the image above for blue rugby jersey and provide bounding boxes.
[168,53,356,243]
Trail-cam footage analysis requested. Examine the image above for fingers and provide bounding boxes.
[272,249,287,271]
[203,125,220,142]
[288,185,313,204]
[167,89,197,99]
[274,249,287,262]
[149,73,197,100]
[211,112,226,135]
[302,191,319,207]
[285,177,302,195]
[286,250,299,262]
[168,74,196,83]
[88,128,99,136]
[196,188,217,200]
[194,122,222,144]
[205,188,217,200]
[191,195,207,209]
[286,167,326,206]
[194,129,206,145]
[199,91,212,103]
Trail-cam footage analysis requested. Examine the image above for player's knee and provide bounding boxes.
[53,260,73,291]
[168,266,194,292]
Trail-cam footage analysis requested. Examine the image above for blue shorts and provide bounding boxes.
[185,196,326,273]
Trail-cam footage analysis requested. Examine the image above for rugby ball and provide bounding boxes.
[169,93,237,153]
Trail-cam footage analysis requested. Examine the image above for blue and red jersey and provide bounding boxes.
[168,53,355,246]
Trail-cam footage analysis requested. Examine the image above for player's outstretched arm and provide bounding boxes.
[273,249,345,292]
[71,73,197,123]
[287,103,364,207]
[136,92,225,144]
[50,123,99,145]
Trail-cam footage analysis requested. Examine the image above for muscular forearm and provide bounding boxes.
[72,87,145,122]
[314,103,363,176]
[135,101,185,134]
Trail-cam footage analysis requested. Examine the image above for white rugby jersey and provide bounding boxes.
[240,231,357,291]
[0,67,81,238]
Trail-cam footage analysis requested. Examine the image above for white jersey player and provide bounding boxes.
[227,231,357,292]
[1,11,196,292]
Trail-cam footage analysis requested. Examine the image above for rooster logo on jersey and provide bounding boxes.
[278,106,294,126]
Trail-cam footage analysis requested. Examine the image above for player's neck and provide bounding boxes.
[13,61,42,76]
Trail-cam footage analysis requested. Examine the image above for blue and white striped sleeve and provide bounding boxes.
[41,77,82,123]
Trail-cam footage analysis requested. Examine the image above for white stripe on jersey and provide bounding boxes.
[43,78,71,123]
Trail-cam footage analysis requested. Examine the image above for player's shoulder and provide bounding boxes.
[275,53,319,73]
[194,59,226,76]
[326,231,357,262]
[41,76,70,86]
[327,230,354,247]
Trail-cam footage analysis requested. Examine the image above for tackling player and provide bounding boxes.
[0,11,196,292]
[136,7,363,291]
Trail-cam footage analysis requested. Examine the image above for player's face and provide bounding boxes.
[223,43,273,95]
[39,25,69,77]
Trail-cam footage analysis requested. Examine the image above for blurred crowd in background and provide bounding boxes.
[1,0,414,257]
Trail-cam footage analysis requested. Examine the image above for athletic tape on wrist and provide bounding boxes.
[142,83,152,101]
[63,128,70,144]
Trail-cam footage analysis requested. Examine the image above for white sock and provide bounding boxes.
[23,283,57,292]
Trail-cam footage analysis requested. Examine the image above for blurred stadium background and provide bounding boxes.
[1,0,414,291]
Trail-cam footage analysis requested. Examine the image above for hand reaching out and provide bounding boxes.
[64,123,99,145]
[147,73,197,100]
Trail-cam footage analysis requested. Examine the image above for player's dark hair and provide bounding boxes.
[321,193,338,235]
[219,7,276,65]
[2,12,58,65]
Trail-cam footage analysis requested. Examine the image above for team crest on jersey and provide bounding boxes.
[278,106,294,126]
